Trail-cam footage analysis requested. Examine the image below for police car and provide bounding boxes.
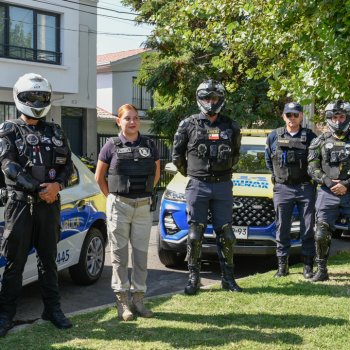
[0,154,107,286]
[158,130,302,266]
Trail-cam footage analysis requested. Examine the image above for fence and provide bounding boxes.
[97,134,173,189]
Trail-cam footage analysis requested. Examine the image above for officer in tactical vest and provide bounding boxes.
[172,79,242,295]
[308,101,350,282]
[265,102,317,279]
[95,104,160,321]
[0,73,73,337]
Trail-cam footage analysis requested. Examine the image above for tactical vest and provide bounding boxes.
[271,127,310,184]
[321,132,350,180]
[5,119,69,186]
[107,136,156,194]
[186,114,236,177]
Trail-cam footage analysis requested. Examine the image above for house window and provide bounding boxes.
[132,77,154,111]
[0,102,17,122]
[0,3,61,64]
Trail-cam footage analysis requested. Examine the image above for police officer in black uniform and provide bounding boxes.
[265,102,317,278]
[172,79,242,295]
[308,101,350,282]
[0,73,73,337]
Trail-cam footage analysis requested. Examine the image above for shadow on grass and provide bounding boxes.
[239,278,350,297]
[2,304,347,350]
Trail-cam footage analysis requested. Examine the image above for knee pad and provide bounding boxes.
[217,223,236,246]
[315,222,331,243]
[188,223,205,243]
[314,222,331,259]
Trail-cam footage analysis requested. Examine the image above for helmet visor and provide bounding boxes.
[17,91,51,108]
[197,90,222,101]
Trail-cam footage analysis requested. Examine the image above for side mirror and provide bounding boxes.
[164,162,178,175]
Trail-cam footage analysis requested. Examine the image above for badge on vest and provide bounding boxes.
[26,134,39,145]
[220,131,229,140]
[51,137,63,147]
[117,147,132,154]
[208,128,220,140]
[325,142,333,149]
[139,147,151,157]
[48,168,56,179]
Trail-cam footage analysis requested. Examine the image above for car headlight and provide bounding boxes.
[164,189,186,202]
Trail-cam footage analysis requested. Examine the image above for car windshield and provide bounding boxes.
[233,144,267,174]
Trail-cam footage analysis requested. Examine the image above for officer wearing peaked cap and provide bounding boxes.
[265,102,317,279]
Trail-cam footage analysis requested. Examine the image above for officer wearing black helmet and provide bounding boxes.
[265,102,317,279]
[0,73,73,337]
[172,79,242,295]
[308,100,350,282]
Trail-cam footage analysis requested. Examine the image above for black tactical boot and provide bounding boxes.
[221,265,242,292]
[184,264,200,295]
[274,256,289,277]
[303,256,314,279]
[311,258,329,282]
[0,315,13,338]
[42,308,72,329]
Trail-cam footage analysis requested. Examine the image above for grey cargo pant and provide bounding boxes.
[107,194,153,293]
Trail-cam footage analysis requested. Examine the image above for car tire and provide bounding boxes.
[157,227,185,267]
[69,227,105,285]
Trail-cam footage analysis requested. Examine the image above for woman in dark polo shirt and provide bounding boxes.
[95,104,160,321]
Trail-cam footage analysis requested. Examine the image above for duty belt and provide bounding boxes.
[191,174,232,183]
[8,190,45,204]
[112,194,151,208]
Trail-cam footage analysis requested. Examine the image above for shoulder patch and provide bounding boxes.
[0,121,15,137]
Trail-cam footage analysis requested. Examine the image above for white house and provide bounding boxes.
[0,0,97,157]
[96,48,153,136]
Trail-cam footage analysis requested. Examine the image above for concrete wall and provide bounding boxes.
[97,73,113,112]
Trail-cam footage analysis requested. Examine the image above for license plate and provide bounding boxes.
[232,226,248,239]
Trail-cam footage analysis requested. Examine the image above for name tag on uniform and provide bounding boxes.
[117,147,132,153]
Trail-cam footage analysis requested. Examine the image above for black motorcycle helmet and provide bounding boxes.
[196,79,225,116]
[325,100,350,137]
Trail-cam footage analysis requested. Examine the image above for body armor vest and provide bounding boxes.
[321,132,350,180]
[186,114,235,177]
[6,119,69,186]
[271,127,310,184]
[108,136,155,194]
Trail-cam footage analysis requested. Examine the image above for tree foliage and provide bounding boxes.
[123,0,350,138]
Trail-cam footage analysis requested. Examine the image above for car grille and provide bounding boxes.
[208,196,275,227]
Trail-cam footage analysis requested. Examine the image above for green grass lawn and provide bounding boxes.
[2,253,350,350]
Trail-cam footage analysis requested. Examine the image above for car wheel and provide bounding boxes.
[157,227,185,267]
[69,227,105,285]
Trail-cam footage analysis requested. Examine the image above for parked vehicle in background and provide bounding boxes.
[0,154,107,286]
[157,130,302,266]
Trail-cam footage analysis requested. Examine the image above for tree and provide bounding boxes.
[123,1,350,138]
[123,0,283,140]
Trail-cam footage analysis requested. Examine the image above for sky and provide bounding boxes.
[97,0,152,55]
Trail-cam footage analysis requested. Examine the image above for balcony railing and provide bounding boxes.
[0,44,62,65]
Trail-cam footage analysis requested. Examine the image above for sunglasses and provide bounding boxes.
[286,112,300,118]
